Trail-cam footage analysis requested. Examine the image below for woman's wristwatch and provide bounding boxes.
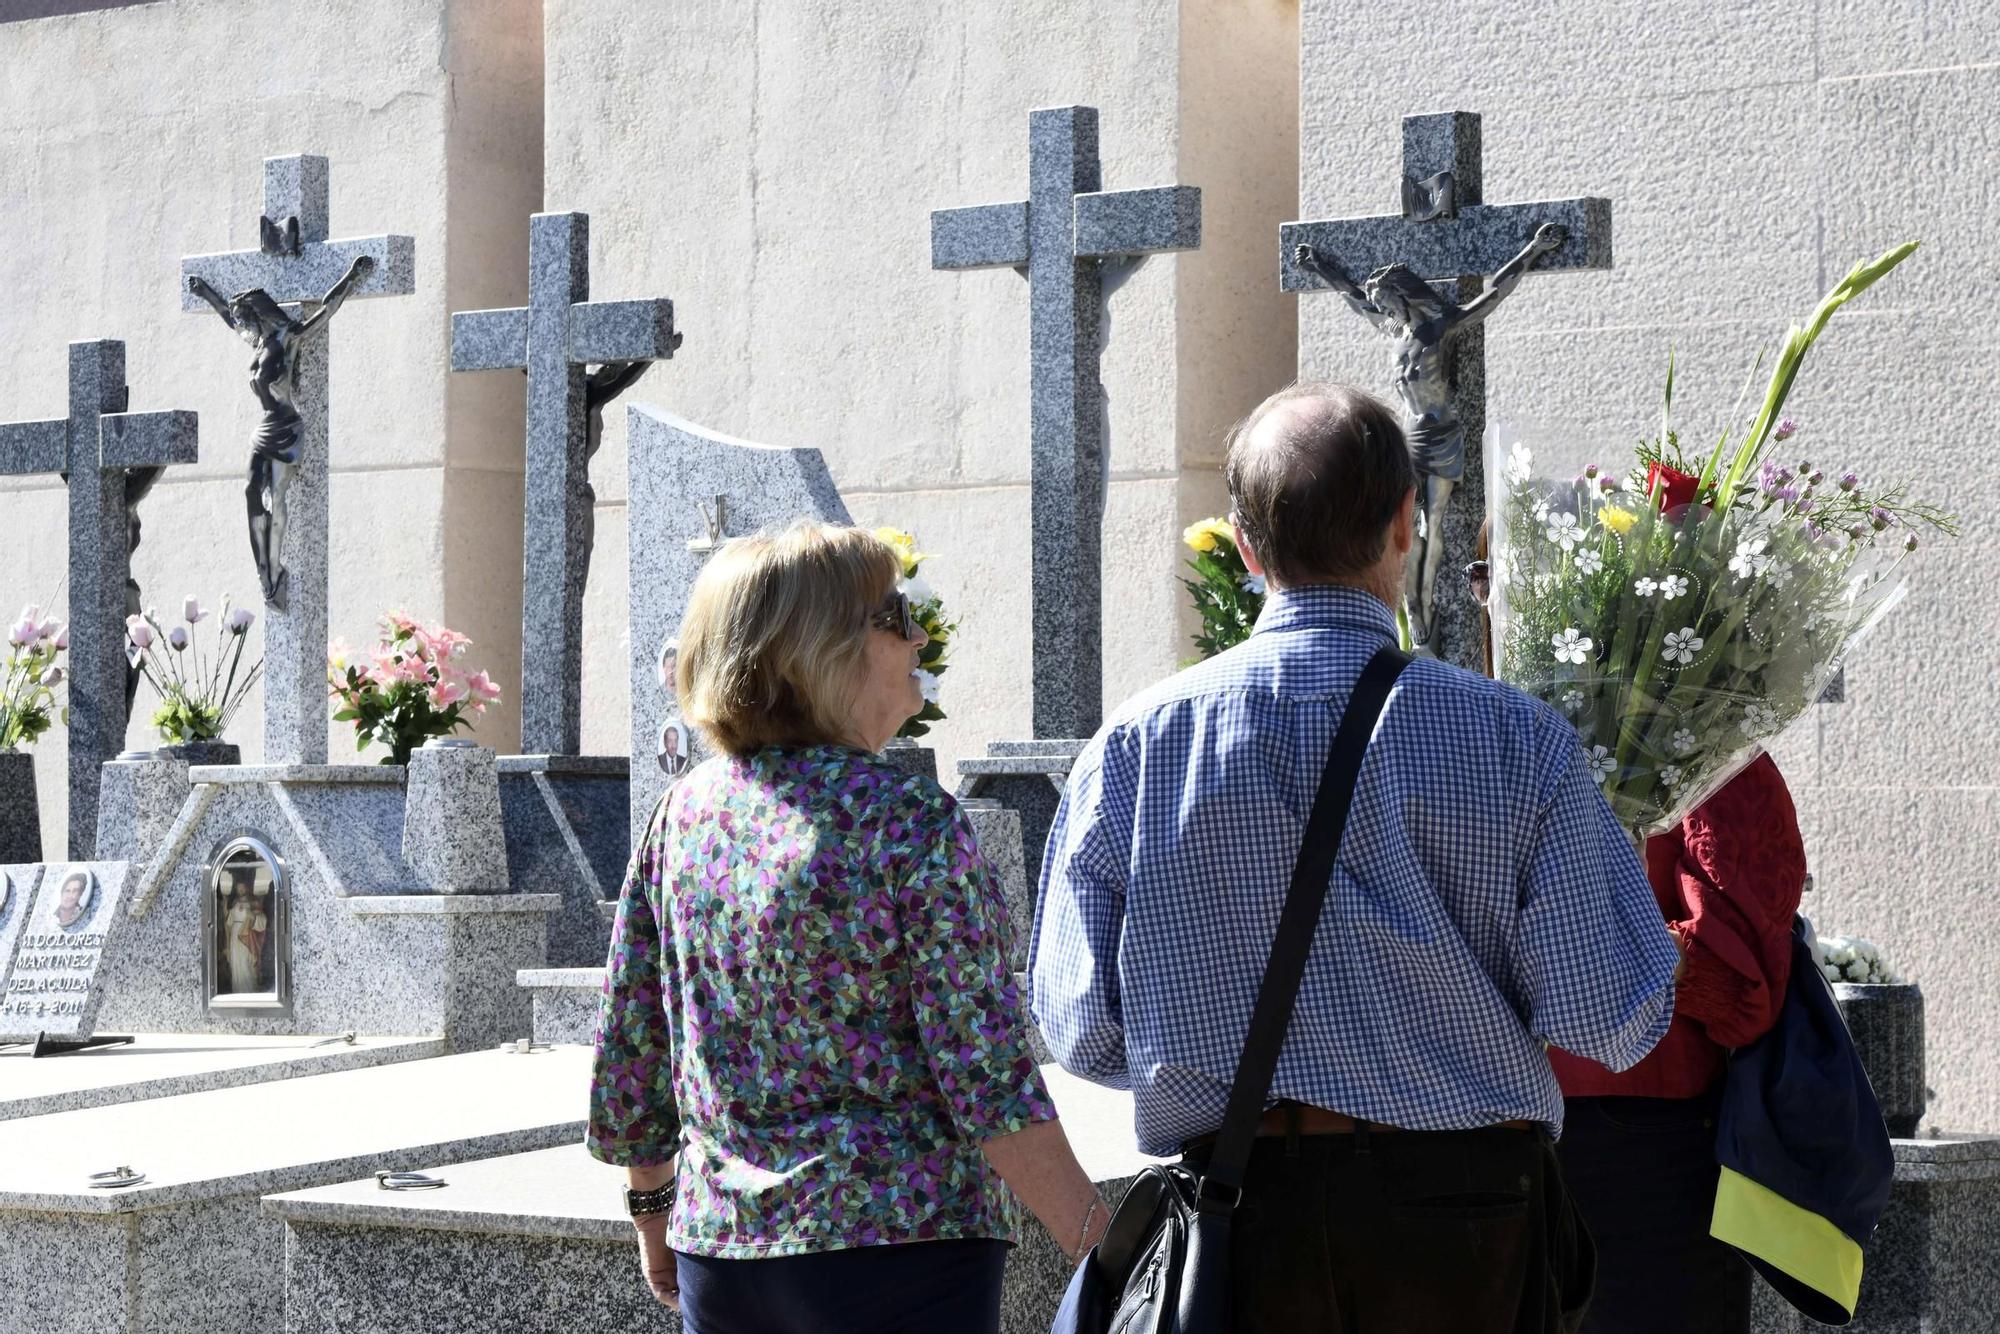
[625,1183,674,1218]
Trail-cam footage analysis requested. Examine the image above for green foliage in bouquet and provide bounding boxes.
[874,528,957,740]
[127,596,262,744]
[1182,517,1265,660]
[1491,242,1958,835]
[2,604,67,750]
[327,614,501,765]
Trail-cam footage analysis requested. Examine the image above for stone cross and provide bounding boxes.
[181,155,416,764]
[450,212,680,756]
[0,342,197,859]
[932,105,1201,740]
[1280,111,1612,671]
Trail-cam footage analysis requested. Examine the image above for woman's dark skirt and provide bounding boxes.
[675,1236,1009,1334]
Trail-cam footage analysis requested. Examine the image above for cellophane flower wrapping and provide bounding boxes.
[1487,431,1910,836]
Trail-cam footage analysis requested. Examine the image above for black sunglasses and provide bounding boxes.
[1463,560,1491,607]
[869,590,915,641]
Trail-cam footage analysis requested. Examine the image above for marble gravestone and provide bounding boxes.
[932,104,1201,742]
[0,867,37,1000]
[451,211,681,759]
[1281,110,1612,672]
[625,404,853,838]
[180,154,416,764]
[0,862,129,1047]
[0,342,199,859]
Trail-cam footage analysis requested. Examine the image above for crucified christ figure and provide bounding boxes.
[186,253,375,608]
[1294,222,1564,647]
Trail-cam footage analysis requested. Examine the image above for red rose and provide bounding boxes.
[1647,462,1702,513]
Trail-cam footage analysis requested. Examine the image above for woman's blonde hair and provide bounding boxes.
[676,521,901,757]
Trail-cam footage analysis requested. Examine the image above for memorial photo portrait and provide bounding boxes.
[657,717,690,777]
[53,868,95,931]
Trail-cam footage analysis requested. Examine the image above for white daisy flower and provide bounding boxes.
[1505,443,1534,487]
[1659,765,1683,786]
[1660,628,1704,666]
[1550,627,1593,665]
[1633,577,1659,597]
[1659,574,1689,600]
[1560,688,1584,714]
[1739,702,1779,736]
[1671,728,1696,755]
[1585,745,1616,783]
[1573,547,1604,576]
[1545,512,1584,550]
[1728,536,1772,580]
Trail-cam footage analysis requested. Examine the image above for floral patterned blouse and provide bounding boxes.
[587,744,1055,1259]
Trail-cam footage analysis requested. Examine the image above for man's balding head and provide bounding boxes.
[1223,384,1415,588]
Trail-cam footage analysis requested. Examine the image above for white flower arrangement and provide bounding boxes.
[1813,933,1903,985]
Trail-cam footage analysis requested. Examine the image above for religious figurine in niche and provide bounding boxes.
[186,254,377,608]
[1294,222,1566,647]
[53,869,95,930]
[219,868,271,994]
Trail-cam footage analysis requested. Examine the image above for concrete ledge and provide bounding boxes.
[959,757,1074,777]
[189,765,406,785]
[0,1033,446,1122]
[495,755,629,776]
[515,968,604,988]
[1890,1134,2000,1183]
[346,894,563,915]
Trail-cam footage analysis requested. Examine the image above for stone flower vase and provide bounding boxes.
[878,737,938,782]
[0,749,42,863]
[158,740,242,767]
[1834,982,1926,1137]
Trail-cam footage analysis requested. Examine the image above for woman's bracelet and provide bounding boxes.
[1073,1195,1104,1261]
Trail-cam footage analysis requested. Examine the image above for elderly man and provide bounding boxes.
[1030,383,1679,1333]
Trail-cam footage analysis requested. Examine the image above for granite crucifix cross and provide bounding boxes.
[450,212,681,757]
[1280,111,1612,672]
[0,341,197,858]
[181,154,416,765]
[932,105,1201,741]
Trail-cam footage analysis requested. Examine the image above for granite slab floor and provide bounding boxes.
[0,1045,590,1334]
[0,1032,447,1120]
[272,1065,1158,1334]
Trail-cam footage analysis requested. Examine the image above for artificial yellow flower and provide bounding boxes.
[872,526,924,576]
[1182,516,1235,554]
[1599,506,1639,535]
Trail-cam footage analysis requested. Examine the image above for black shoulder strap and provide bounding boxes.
[1198,646,1410,1206]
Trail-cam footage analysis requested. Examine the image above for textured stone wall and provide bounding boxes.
[1298,0,2000,1130]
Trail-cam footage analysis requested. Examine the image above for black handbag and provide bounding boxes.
[1051,648,1409,1334]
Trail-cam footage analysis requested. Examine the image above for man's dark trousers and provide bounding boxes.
[1194,1119,1595,1333]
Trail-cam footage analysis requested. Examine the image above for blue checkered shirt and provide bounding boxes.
[1029,585,1679,1156]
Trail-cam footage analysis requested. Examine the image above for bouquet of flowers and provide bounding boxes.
[1181,517,1265,660]
[874,527,957,739]
[2,604,67,750]
[126,595,261,744]
[1489,242,1957,835]
[1812,932,1903,986]
[327,614,501,765]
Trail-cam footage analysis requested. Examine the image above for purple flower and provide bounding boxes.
[1847,523,1869,541]
[1838,471,1860,492]
[52,624,68,651]
[1869,507,1893,532]
[225,606,256,635]
[1905,533,1920,553]
[182,595,206,625]
[1795,497,1816,514]
[1776,486,1800,504]
[1774,417,1799,442]
[6,617,35,648]
[125,615,155,649]
[39,666,62,687]
[167,626,190,652]
[1583,463,1600,479]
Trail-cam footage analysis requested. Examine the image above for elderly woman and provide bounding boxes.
[589,522,1108,1333]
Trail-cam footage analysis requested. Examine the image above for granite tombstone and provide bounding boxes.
[0,861,131,1051]
[0,342,199,858]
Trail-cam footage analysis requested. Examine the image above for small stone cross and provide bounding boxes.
[181,154,416,764]
[0,341,197,858]
[1280,111,1612,672]
[932,106,1200,741]
[450,212,681,757]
